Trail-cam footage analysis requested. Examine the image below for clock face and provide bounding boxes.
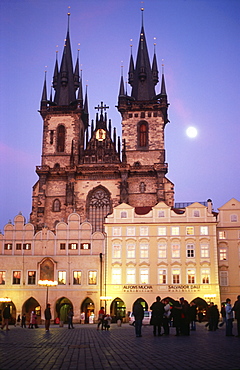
[96,129,106,141]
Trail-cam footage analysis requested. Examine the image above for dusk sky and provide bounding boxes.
[0,0,240,231]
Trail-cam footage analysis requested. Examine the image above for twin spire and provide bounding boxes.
[40,13,87,110]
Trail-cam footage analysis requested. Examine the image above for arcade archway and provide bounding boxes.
[110,298,126,323]
[56,297,73,324]
[132,297,148,311]
[22,297,41,325]
[81,297,95,323]
[0,301,16,325]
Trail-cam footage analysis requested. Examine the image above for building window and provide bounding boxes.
[172,269,180,284]
[88,271,97,285]
[200,244,209,258]
[230,214,238,222]
[140,227,148,236]
[158,210,165,218]
[112,227,121,236]
[158,243,167,259]
[60,243,66,250]
[219,231,226,239]
[138,121,148,147]
[13,271,21,284]
[186,227,194,235]
[57,124,65,152]
[127,243,135,259]
[193,210,200,217]
[81,243,91,250]
[200,226,208,235]
[127,227,135,236]
[219,248,227,261]
[126,268,136,284]
[201,268,210,284]
[53,199,61,212]
[220,271,228,286]
[87,186,111,233]
[140,243,149,259]
[158,227,166,236]
[23,243,31,250]
[28,271,36,285]
[16,243,21,250]
[121,211,127,218]
[158,269,167,284]
[68,243,78,250]
[171,243,180,258]
[186,244,195,258]
[112,243,121,259]
[58,271,66,285]
[0,271,6,285]
[140,268,149,284]
[187,269,195,284]
[73,271,82,285]
[4,243,12,250]
[171,227,179,236]
[112,268,121,284]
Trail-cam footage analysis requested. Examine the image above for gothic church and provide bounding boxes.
[30,13,174,233]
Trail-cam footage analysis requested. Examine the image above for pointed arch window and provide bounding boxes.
[87,186,111,233]
[57,125,65,152]
[53,199,61,212]
[138,121,148,148]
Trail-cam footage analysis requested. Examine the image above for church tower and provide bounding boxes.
[117,10,174,208]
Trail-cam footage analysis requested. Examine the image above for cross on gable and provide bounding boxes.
[94,101,109,115]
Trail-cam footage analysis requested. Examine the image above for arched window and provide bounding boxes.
[138,121,148,148]
[57,125,65,152]
[87,186,111,233]
[53,199,61,212]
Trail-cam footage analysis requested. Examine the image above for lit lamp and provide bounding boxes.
[0,298,11,302]
[38,280,57,308]
[100,296,112,312]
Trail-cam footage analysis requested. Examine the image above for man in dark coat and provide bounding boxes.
[233,295,240,337]
[1,304,11,331]
[133,301,144,337]
[150,296,164,336]
[44,303,52,332]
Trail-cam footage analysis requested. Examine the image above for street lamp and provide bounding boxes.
[38,280,57,308]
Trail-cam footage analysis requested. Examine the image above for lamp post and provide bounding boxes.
[38,280,57,308]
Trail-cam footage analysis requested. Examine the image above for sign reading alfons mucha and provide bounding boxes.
[123,285,153,293]
[168,284,201,292]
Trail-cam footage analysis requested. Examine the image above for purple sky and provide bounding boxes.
[0,0,240,231]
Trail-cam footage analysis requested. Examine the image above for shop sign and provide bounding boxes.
[168,284,200,292]
[123,285,153,293]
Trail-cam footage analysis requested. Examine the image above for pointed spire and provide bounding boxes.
[152,41,159,85]
[40,70,48,110]
[160,64,167,96]
[53,13,76,106]
[77,69,83,103]
[74,50,80,91]
[119,66,125,97]
[129,11,156,101]
[128,47,134,86]
[83,85,88,115]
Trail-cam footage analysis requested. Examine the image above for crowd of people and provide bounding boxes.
[132,295,240,338]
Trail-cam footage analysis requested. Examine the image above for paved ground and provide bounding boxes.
[0,322,239,370]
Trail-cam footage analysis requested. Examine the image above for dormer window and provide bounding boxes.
[138,121,148,148]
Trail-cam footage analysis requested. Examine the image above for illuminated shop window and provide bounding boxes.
[158,269,167,284]
[127,243,135,259]
[126,268,136,284]
[58,271,66,285]
[28,271,36,285]
[200,244,209,258]
[112,268,121,284]
[88,271,97,285]
[158,243,167,259]
[73,271,82,285]
[13,271,21,284]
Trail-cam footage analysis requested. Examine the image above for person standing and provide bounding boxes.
[67,308,74,329]
[44,303,52,332]
[21,313,26,328]
[225,298,234,337]
[150,296,164,336]
[189,302,197,331]
[133,301,144,337]
[232,295,240,337]
[1,304,11,331]
[97,307,105,330]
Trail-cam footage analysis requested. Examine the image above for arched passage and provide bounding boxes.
[22,297,41,326]
[191,297,209,322]
[56,297,73,324]
[81,297,95,323]
[110,297,126,323]
[0,301,16,326]
[132,297,148,311]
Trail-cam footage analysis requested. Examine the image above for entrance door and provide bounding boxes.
[110,298,126,323]
[81,298,95,323]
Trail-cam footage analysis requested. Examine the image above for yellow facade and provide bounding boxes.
[217,198,240,303]
[104,202,221,315]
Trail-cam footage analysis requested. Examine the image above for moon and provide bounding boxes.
[186,126,198,138]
